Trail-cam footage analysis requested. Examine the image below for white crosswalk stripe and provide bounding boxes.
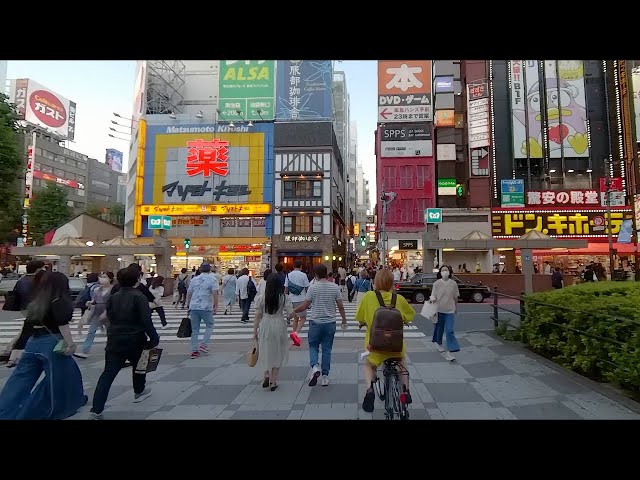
[0,297,426,345]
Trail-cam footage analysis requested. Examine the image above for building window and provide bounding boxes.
[54,168,65,177]
[77,162,86,170]
[77,189,85,197]
[41,165,53,174]
[283,180,321,199]
[283,216,320,234]
[66,159,77,168]
[77,174,86,183]
[91,179,110,189]
[416,165,429,190]
[313,216,322,233]
[67,200,74,207]
[283,217,293,233]
[295,216,307,232]
[399,166,413,189]
[33,162,41,171]
[34,148,42,156]
[400,199,413,223]
[382,166,396,190]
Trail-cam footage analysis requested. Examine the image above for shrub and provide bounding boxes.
[521,282,640,392]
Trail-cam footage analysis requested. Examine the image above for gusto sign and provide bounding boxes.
[29,89,67,128]
[186,139,230,177]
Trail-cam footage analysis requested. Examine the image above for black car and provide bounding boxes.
[394,273,491,304]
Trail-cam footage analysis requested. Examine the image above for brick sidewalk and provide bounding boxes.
[1,332,638,420]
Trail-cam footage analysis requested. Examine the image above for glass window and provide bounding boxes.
[283,217,293,233]
[55,155,65,164]
[35,148,42,156]
[91,179,110,189]
[41,165,53,174]
[283,180,322,199]
[295,216,308,233]
[77,189,85,197]
[66,159,76,168]
[313,181,321,197]
[416,165,428,190]
[400,199,413,223]
[400,166,413,189]
[313,216,322,233]
[383,166,396,190]
[77,162,86,170]
[54,168,65,177]
[34,162,41,171]
[76,174,85,183]
[67,200,74,207]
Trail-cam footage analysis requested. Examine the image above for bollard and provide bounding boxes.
[520,291,526,325]
[492,286,499,328]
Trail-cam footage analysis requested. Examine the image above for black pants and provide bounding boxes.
[178,291,187,306]
[240,298,251,322]
[347,287,354,302]
[92,343,146,415]
[152,306,167,326]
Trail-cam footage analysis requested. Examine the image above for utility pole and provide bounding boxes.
[380,191,397,268]
[605,158,615,276]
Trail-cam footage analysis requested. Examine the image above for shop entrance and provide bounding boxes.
[278,254,322,274]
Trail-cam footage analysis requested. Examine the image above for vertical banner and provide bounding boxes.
[633,68,640,142]
[9,79,29,119]
[275,61,333,121]
[218,61,275,121]
[509,61,527,159]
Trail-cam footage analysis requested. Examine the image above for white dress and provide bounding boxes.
[256,295,293,371]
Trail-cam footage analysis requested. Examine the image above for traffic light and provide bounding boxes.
[456,183,464,197]
[184,238,191,250]
[360,233,367,247]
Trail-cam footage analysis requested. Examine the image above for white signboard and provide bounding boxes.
[380,140,433,158]
[436,143,456,161]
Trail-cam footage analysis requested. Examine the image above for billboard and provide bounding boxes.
[467,82,490,155]
[501,179,525,207]
[633,69,640,142]
[219,61,275,121]
[379,122,432,157]
[34,170,85,190]
[275,61,333,121]
[132,61,147,126]
[377,60,432,122]
[9,78,76,140]
[106,148,123,172]
[491,208,633,239]
[510,60,589,159]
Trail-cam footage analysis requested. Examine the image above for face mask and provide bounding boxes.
[99,277,110,285]
[441,270,450,279]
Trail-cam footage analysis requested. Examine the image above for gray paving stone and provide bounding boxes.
[232,410,291,419]
[426,382,486,403]
[242,381,302,406]
[462,361,515,379]
[288,409,304,420]
[567,392,640,419]
[406,351,449,363]
[284,350,311,367]
[488,343,524,356]
[534,373,591,395]
[495,407,518,420]
[294,383,313,405]
[217,410,235,419]
[109,381,196,406]
[276,366,313,382]
[166,384,204,406]
[408,408,431,420]
[469,381,499,403]
[230,383,259,404]
[501,397,563,407]
[99,410,154,420]
[438,402,505,420]
[206,365,260,385]
[325,363,359,383]
[178,384,247,405]
[301,403,358,420]
[413,362,473,382]
[508,402,583,420]
[427,408,445,420]
[411,382,434,404]
[462,332,502,347]
[561,400,599,419]
[454,346,499,365]
[187,352,241,368]
[159,367,215,382]
[307,383,358,404]
[476,375,559,402]
[147,405,226,419]
[500,355,556,376]
[330,352,359,364]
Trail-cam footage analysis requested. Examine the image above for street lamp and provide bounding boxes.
[604,157,615,276]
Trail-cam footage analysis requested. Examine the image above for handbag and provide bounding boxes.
[421,300,438,323]
[135,347,163,374]
[177,316,192,338]
[247,340,258,367]
[79,305,93,326]
[2,291,19,311]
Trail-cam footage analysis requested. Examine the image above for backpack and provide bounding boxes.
[247,277,257,301]
[177,276,187,292]
[346,276,354,290]
[368,290,404,354]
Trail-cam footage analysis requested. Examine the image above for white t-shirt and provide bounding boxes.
[393,269,402,282]
[285,269,310,303]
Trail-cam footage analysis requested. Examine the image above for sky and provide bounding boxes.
[6,60,378,199]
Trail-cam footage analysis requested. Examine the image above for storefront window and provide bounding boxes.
[383,166,397,189]
[416,165,428,189]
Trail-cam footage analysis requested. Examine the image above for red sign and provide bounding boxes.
[245,256,260,262]
[527,190,600,206]
[219,245,258,253]
[29,89,67,128]
[33,170,84,190]
[186,139,229,177]
[599,177,623,192]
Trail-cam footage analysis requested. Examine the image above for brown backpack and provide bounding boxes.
[368,290,404,354]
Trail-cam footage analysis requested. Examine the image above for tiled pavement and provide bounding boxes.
[2,331,637,420]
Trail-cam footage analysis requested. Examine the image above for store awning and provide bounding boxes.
[529,242,637,256]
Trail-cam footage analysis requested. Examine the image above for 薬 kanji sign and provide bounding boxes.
[186,139,229,177]
[377,60,432,122]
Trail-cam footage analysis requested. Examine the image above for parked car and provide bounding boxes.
[0,275,86,301]
[394,273,491,304]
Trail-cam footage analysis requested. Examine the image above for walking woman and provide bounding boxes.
[430,265,461,362]
[253,273,294,391]
[0,272,87,419]
[256,268,271,300]
[149,276,168,329]
[73,272,112,359]
[353,270,372,307]
[221,268,237,315]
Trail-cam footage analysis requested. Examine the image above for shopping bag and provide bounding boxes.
[2,291,19,311]
[177,316,192,338]
[421,301,438,322]
[135,347,163,374]
[247,340,258,367]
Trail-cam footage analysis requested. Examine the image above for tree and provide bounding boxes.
[84,202,125,226]
[0,94,24,244]
[109,202,125,225]
[28,183,72,245]
[84,203,104,218]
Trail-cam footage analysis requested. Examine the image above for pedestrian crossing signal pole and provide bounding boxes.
[184,238,191,270]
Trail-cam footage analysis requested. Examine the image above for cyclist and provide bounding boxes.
[354,268,415,413]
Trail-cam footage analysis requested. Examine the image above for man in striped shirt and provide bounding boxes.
[290,264,347,387]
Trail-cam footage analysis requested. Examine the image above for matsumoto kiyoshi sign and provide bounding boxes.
[219,61,275,121]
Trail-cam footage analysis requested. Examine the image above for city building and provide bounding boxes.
[0,61,7,95]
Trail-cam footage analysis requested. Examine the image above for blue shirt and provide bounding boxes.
[187,273,219,311]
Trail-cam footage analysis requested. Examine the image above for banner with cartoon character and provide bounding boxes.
[510,60,589,159]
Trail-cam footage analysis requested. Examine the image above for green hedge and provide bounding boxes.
[521,282,640,392]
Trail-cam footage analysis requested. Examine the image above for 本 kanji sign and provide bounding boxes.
[186,139,229,177]
[378,60,432,122]
[219,61,275,121]
[491,208,633,238]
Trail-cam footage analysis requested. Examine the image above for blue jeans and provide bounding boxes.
[81,322,100,354]
[0,334,86,420]
[239,298,251,321]
[190,310,214,352]
[308,321,336,376]
[432,312,460,352]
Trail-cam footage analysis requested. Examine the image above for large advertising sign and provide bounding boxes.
[491,207,633,239]
[141,122,274,210]
[219,61,275,121]
[510,60,589,159]
[275,61,332,121]
[377,60,432,122]
[633,68,640,143]
[34,170,85,190]
[106,148,123,172]
[10,78,76,140]
[380,122,432,157]
[467,81,491,177]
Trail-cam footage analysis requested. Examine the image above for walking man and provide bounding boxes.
[235,268,254,324]
[285,261,309,346]
[186,262,219,359]
[289,264,347,387]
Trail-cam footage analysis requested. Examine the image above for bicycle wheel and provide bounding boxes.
[384,373,394,420]
[374,374,386,402]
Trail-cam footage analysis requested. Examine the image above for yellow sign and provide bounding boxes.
[354,223,360,236]
[141,203,271,216]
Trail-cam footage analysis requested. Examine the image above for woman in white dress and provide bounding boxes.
[253,273,293,391]
[255,268,271,300]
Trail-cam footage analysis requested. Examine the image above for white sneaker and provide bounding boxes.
[89,411,103,420]
[309,365,321,387]
[321,375,329,387]
[445,352,456,362]
[161,324,168,330]
[436,344,445,353]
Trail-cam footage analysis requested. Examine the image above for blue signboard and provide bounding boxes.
[275,60,333,121]
[500,179,525,207]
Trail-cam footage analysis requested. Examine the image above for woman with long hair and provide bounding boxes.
[430,265,461,362]
[252,273,294,391]
[149,275,167,329]
[256,268,271,300]
[221,268,237,315]
[0,272,87,419]
[73,272,113,359]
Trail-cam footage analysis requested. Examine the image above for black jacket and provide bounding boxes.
[111,282,155,303]
[106,287,159,352]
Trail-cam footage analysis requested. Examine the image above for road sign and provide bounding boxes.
[500,179,525,207]
[148,215,172,230]
[424,208,442,224]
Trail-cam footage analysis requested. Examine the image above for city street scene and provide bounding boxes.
[0,60,639,420]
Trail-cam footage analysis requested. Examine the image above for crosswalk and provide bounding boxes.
[0,297,426,346]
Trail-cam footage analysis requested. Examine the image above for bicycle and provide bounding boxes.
[359,323,410,421]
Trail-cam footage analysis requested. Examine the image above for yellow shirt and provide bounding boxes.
[354,290,416,366]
